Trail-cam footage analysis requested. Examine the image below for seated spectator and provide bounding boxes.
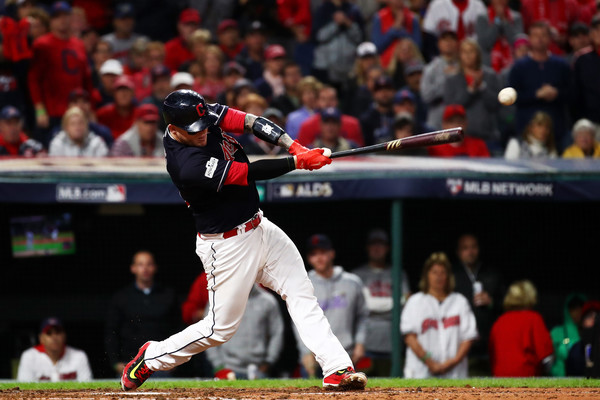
[96,75,137,139]
[360,75,396,145]
[216,61,247,106]
[145,41,167,72]
[489,280,554,377]
[350,65,384,119]
[96,58,123,107]
[371,0,422,69]
[91,40,114,89]
[170,71,194,91]
[392,88,431,134]
[100,3,148,65]
[300,234,368,377]
[565,23,591,65]
[105,251,180,376]
[386,38,424,89]
[254,44,287,102]
[298,84,364,146]
[566,300,600,377]
[164,8,201,72]
[508,21,570,147]
[285,76,323,139]
[311,107,357,152]
[244,108,288,156]
[443,39,501,150]
[422,0,486,41]
[571,16,600,125]
[390,113,428,156]
[421,30,460,130]
[550,293,586,376]
[125,38,153,102]
[400,61,427,127]
[181,29,211,72]
[231,78,257,110]
[311,0,364,86]
[49,106,108,156]
[235,20,267,82]
[505,111,557,159]
[401,252,478,378]
[141,65,172,131]
[193,45,226,103]
[428,104,490,157]
[66,88,113,148]
[348,43,381,115]
[216,19,244,62]
[238,93,268,117]
[17,317,92,382]
[206,284,284,379]
[562,119,600,158]
[475,0,523,73]
[0,106,44,156]
[111,104,163,157]
[271,62,303,116]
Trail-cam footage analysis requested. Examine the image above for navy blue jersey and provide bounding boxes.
[163,103,259,233]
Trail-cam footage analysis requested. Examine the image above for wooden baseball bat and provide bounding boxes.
[330,127,463,159]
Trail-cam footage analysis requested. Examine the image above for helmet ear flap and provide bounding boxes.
[163,90,214,133]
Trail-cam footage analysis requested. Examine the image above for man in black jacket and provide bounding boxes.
[105,251,180,376]
[452,234,504,376]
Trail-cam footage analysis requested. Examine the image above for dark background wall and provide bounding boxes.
[0,199,597,378]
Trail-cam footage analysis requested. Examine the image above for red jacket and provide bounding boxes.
[277,0,312,38]
[164,37,194,72]
[428,136,490,157]
[96,104,136,139]
[489,310,554,377]
[28,33,93,117]
[181,273,209,325]
[297,114,364,147]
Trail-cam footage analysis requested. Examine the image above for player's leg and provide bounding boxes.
[138,231,264,371]
[255,218,354,377]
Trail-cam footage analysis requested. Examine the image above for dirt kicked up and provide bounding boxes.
[1,386,600,400]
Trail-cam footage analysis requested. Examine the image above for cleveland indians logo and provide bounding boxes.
[220,133,241,161]
[196,103,206,117]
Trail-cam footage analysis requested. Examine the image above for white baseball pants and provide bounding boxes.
[143,215,352,377]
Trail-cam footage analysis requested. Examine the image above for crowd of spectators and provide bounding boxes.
[1,0,599,159]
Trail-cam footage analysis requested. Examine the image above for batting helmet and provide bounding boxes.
[163,90,215,133]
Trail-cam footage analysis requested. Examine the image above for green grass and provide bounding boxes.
[2,377,600,391]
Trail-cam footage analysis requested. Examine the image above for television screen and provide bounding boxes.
[10,213,76,258]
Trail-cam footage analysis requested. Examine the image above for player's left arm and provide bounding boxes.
[219,108,309,155]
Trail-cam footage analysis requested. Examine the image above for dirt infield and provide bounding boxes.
[2,386,600,400]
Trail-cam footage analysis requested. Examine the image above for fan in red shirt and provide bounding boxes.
[216,19,245,62]
[28,2,93,134]
[96,75,137,139]
[164,9,201,72]
[428,104,490,157]
[489,280,554,377]
[297,85,364,147]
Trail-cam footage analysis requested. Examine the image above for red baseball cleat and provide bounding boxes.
[121,342,155,391]
[323,367,367,390]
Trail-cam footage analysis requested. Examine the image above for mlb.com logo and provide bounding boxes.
[446,179,463,195]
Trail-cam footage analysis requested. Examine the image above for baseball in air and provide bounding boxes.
[498,87,517,106]
[322,147,332,157]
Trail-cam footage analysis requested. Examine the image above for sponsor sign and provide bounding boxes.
[446,179,554,198]
[56,184,127,203]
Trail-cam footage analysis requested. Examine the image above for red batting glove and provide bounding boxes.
[295,148,332,171]
[289,140,309,156]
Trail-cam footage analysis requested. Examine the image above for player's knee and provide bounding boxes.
[209,328,235,345]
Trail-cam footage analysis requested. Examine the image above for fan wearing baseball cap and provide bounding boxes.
[96,75,137,139]
[217,19,244,61]
[112,104,164,157]
[0,106,44,157]
[16,317,93,382]
[164,8,201,71]
[428,104,490,157]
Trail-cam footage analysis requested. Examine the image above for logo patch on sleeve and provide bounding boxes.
[205,157,219,178]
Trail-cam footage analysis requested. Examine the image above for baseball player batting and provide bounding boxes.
[120,89,367,391]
